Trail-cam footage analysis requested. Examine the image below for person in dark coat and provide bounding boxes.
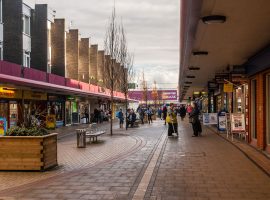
[189,103,202,137]
[179,105,186,121]
[162,104,167,125]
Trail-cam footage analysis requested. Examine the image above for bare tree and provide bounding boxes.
[118,23,134,129]
[104,6,120,136]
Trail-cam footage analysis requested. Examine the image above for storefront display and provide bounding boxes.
[65,97,79,125]
[47,95,65,127]
[0,117,7,136]
[9,101,18,128]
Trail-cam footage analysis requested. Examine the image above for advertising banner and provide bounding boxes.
[0,117,7,136]
[128,90,177,101]
[203,113,218,125]
[231,113,245,132]
[218,112,227,131]
[46,115,56,129]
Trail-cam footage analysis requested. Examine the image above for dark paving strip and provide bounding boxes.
[144,134,169,200]
[128,125,167,199]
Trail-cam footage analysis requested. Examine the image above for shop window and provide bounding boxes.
[9,102,18,128]
[251,79,257,139]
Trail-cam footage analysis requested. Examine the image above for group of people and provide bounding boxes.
[162,103,202,137]
[117,102,203,137]
[117,105,155,129]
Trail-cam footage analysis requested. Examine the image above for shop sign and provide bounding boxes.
[203,113,218,125]
[67,96,75,101]
[231,74,248,83]
[0,88,22,99]
[223,83,233,93]
[0,117,7,136]
[215,73,229,84]
[48,95,65,102]
[231,65,246,74]
[208,82,218,91]
[24,91,47,100]
[231,113,245,132]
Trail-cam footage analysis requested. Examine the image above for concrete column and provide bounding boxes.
[79,38,90,83]
[66,29,79,80]
[97,50,105,86]
[90,45,98,84]
[51,18,66,77]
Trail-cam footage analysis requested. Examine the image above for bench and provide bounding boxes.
[86,123,106,142]
[86,130,106,142]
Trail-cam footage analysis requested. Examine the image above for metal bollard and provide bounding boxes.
[76,129,86,148]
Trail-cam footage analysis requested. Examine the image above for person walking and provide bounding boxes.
[189,103,202,137]
[187,104,193,116]
[179,105,186,121]
[147,106,153,124]
[166,103,178,137]
[118,109,124,128]
[162,104,167,125]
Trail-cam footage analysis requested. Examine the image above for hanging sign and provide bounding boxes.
[203,113,218,125]
[223,83,233,93]
[231,113,245,132]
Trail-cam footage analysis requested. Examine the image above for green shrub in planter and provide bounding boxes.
[6,126,49,136]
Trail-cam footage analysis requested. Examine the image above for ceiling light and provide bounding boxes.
[202,15,226,24]
[184,81,192,84]
[188,66,200,70]
[186,75,196,79]
[193,51,208,56]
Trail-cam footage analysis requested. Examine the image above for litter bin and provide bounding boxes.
[76,129,86,148]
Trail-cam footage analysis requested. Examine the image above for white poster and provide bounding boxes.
[203,113,218,125]
[231,113,245,132]
[218,115,227,131]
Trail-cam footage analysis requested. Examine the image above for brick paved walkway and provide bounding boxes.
[0,118,270,200]
[146,120,270,200]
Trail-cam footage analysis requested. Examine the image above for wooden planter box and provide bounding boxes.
[0,133,58,171]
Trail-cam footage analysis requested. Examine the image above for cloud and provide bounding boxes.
[24,0,179,88]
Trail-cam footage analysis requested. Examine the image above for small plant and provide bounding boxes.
[6,126,49,136]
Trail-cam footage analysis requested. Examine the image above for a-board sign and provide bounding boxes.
[203,113,218,125]
[218,112,227,131]
[231,113,245,132]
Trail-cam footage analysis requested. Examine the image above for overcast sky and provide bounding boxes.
[24,0,179,89]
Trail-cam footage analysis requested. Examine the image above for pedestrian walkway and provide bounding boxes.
[0,118,269,200]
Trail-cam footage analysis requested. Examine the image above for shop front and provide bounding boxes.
[23,90,48,127]
[0,87,22,132]
[65,96,79,125]
[245,47,270,152]
[79,98,90,124]
[47,95,65,128]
